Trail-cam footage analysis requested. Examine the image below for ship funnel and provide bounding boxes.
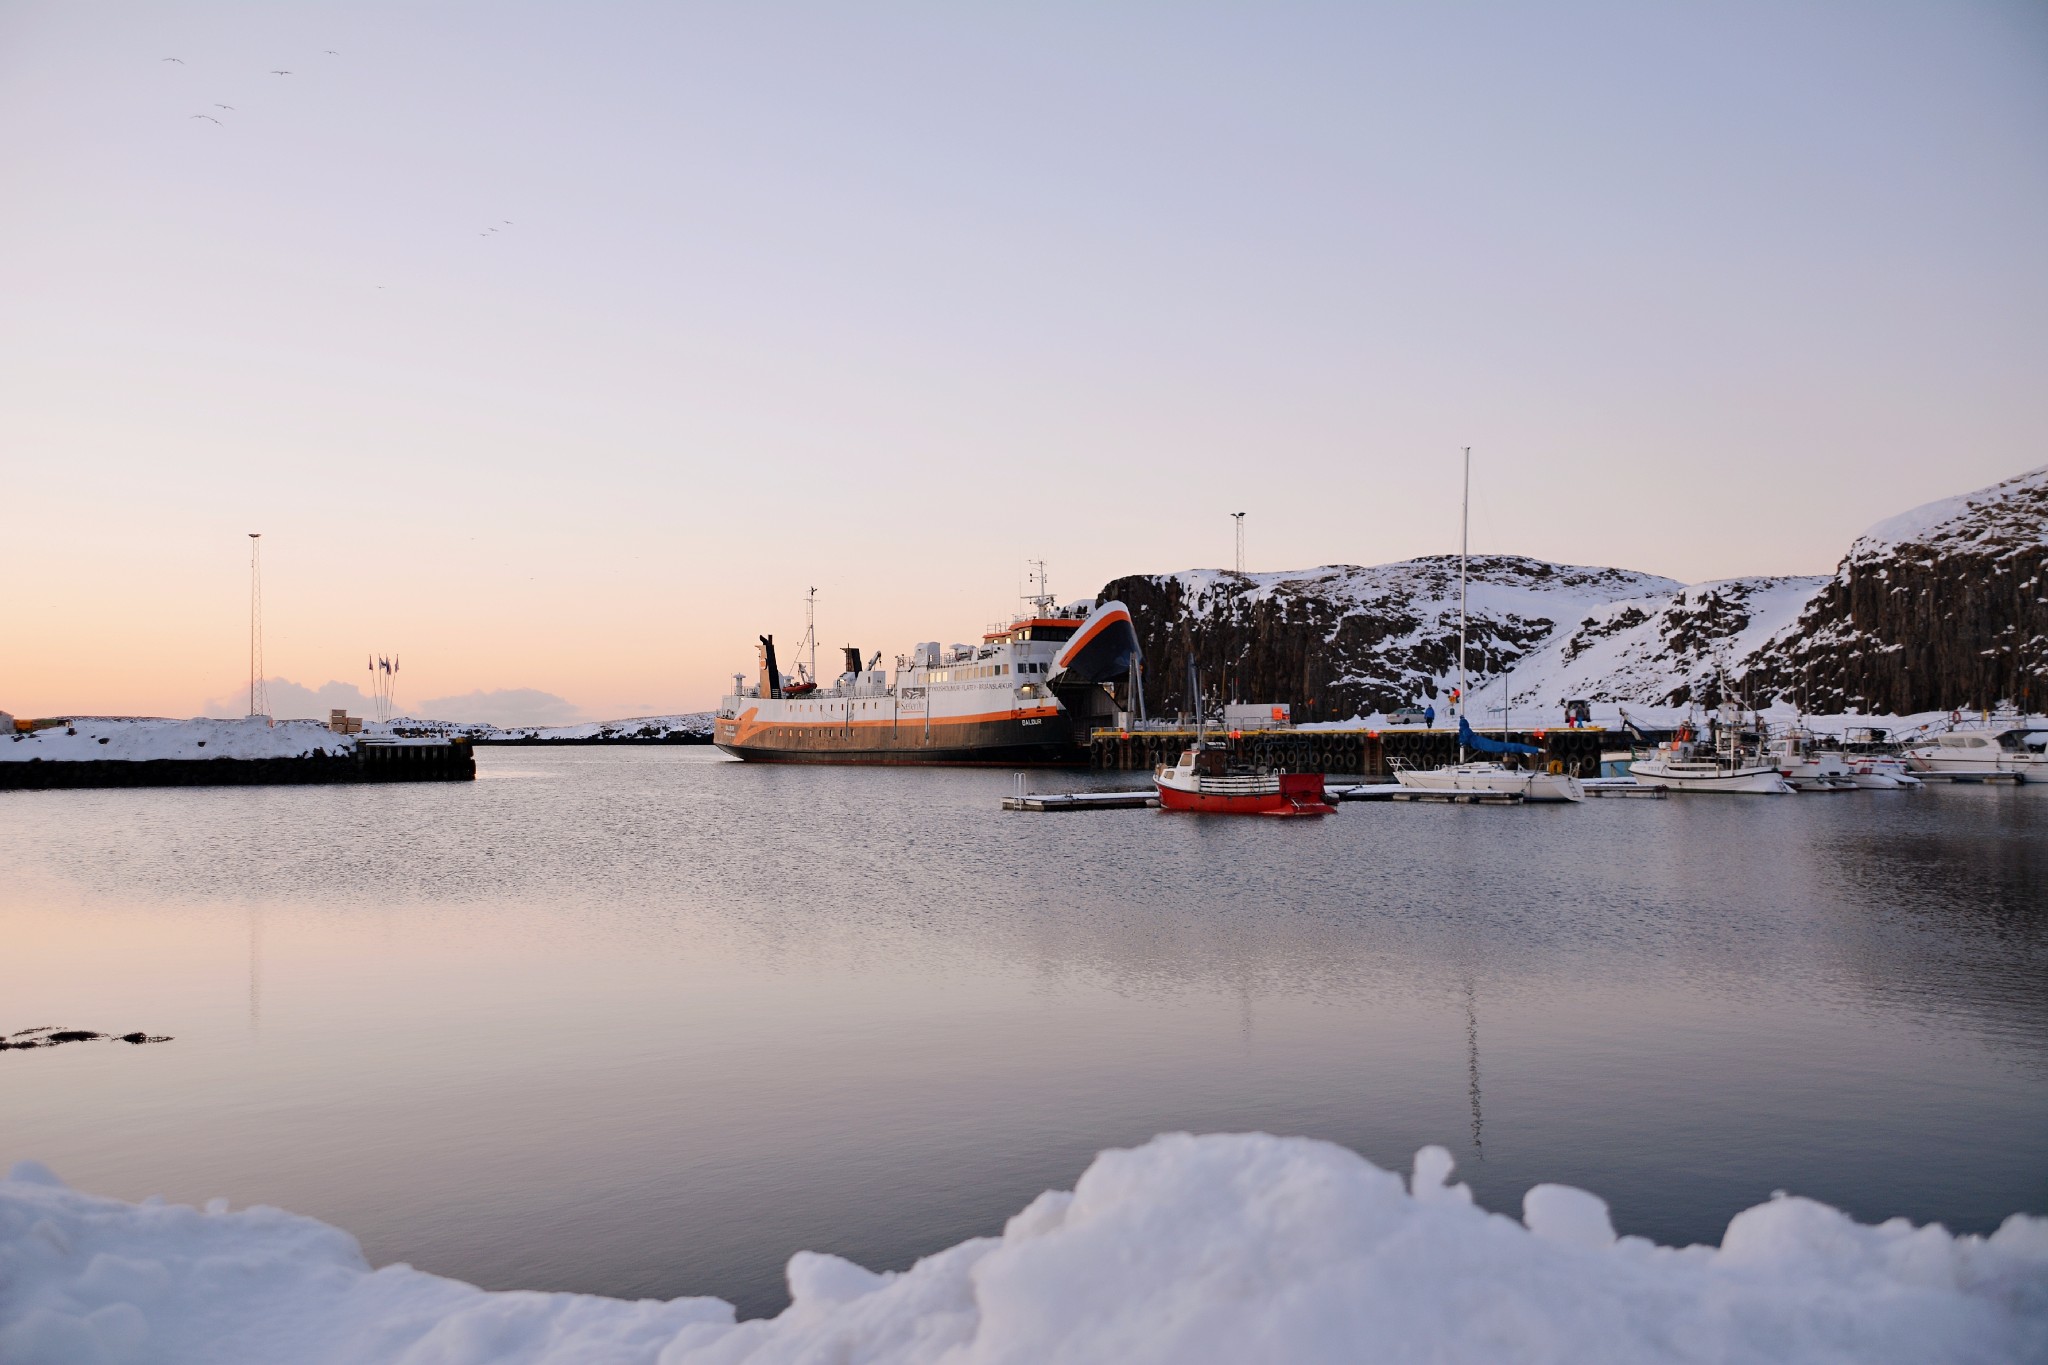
[1051,600,1142,683]
[758,635,783,698]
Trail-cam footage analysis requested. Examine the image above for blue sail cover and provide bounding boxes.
[1460,717,1541,755]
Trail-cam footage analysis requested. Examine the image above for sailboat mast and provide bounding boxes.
[1458,446,1469,761]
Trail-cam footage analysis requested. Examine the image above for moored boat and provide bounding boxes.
[1394,719,1583,802]
[1154,743,1334,816]
[1389,447,1584,805]
[1902,720,2048,782]
[1763,727,1854,791]
[1630,744,1791,793]
[1630,711,1791,794]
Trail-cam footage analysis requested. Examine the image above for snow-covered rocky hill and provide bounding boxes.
[389,713,714,744]
[1740,464,2048,715]
[1102,466,2045,722]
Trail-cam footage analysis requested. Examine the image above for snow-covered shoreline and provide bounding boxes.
[0,717,359,764]
[0,713,714,765]
[389,713,715,744]
[2,1134,2041,1365]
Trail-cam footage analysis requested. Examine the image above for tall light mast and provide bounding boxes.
[247,533,268,719]
[1231,512,1246,574]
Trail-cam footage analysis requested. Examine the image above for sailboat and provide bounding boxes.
[1393,447,1583,804]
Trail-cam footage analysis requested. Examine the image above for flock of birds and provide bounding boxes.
[162,51,513,243]
[161,48,340,128]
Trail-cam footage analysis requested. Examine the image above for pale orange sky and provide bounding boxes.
[5,3,2045,722]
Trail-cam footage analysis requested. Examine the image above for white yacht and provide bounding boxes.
[1395,721,1584,802]
[1902,724,2048,782]
[1391,447,1583,804]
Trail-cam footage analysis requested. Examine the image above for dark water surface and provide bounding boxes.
[3,748,2044,1316]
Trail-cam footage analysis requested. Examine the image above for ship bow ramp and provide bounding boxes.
[1052,601,1142,683]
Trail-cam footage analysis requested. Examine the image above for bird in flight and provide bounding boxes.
[161,57,183,63]
[191,114,221,124]
[271,70,292,75]
[325,49,339,55]
[215,104,234,110]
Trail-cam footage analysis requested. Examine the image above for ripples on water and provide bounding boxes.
[3,749,2043,1315]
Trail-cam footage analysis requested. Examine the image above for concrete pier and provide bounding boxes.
[0,738,475,790]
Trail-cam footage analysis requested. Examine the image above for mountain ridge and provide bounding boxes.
[1099,467,2045,720]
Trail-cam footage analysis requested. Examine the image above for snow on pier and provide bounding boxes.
[0,717,470,789]
[2,1135,2041,1365]
[1,717,354,764]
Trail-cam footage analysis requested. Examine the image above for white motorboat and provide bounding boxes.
[1391,447,1584,805]
[1763,728,1854,791]
[1841,754,1921,789]
[1903,724,2048,782]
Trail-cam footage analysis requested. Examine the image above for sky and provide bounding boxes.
[3,1,2045,722]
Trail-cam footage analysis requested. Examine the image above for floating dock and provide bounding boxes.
[1581,778,1668,798]
[1001,790,1158,811]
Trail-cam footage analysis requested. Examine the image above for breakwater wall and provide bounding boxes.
[0,740,474,790]
[1089,727,1605,777]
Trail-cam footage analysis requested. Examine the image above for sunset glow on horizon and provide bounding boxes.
[5,2,2044,722]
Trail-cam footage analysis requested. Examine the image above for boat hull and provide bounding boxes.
[1629,761,1792,794]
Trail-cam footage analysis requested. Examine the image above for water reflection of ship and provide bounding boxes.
[714,573,1144,766]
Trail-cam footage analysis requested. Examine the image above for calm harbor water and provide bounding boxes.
[3,747,2044,1317]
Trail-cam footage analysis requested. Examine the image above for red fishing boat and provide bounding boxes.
[1154,742,1334,816]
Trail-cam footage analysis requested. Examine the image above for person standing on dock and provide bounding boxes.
[1425,703,1436,729]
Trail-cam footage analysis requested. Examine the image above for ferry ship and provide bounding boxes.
[713,586,1143,765]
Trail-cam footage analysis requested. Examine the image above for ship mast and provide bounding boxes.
[803,587,818,685]
[1458,447,1469,763]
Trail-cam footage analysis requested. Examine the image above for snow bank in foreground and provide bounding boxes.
[4,1137,2044,1365]
[0,717,352,764]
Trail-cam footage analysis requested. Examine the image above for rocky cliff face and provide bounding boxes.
[1738,466,2048,714]
[1098,558,1687,721]
[1097,466,2047,720]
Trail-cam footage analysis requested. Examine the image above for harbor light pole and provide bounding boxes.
[1231,512,1245,574]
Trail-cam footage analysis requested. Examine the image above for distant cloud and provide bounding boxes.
[414,688,590,727]
[201,678,376,720]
